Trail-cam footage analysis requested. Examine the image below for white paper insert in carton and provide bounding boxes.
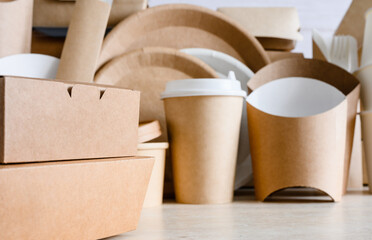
[0,76,140,163]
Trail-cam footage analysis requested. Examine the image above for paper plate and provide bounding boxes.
[97,4,270,72]
[94,47,218,141]
[0,54,59,79]
[180,48,254,189]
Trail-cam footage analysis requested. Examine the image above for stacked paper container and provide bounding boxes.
[0,0,154,239]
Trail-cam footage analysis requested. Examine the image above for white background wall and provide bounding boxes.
[148,0,353,58]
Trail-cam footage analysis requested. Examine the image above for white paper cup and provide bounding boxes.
[162,74,246,204]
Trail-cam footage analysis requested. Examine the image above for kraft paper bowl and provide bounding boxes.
[139,142,169,208]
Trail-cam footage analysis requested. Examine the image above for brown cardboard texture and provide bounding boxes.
[312,39,327,61]
[266,50,304,62]
[363,143,369,184]
[361,112,372,193]
[95,47,218,142]
[218,7,302,51]
[347,108,364,190]
[164,96,243,204]
[56,0,111,83]
[139,142,169,207]
[0,0,33,58]
[247,98,347,201]
[33,0,147,27]
[336,0,372,50]
[97,4,270,72]
[247,58,360,198]
[0,156,154,240]
[138,120,162,143]
[31,29,65,58]
[0,76,140,163]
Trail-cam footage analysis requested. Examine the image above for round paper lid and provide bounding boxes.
[161,72,247,99]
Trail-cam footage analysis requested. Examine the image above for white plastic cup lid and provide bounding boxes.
[161,71,247,99]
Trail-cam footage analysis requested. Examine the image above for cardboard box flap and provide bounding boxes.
[0,76,140,163]
[247,58,360,194]
[2,76,138,103]
[98,4,270,72]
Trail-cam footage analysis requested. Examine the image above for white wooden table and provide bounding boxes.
[106,188,372,240]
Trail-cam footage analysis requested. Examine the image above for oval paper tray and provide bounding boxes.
[94,47,218,141]
[97,4,270,72]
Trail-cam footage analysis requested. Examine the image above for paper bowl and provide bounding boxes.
[138,142,169,208]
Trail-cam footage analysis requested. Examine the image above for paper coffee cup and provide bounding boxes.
[162,73,246,204]
[360,111,372,193]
